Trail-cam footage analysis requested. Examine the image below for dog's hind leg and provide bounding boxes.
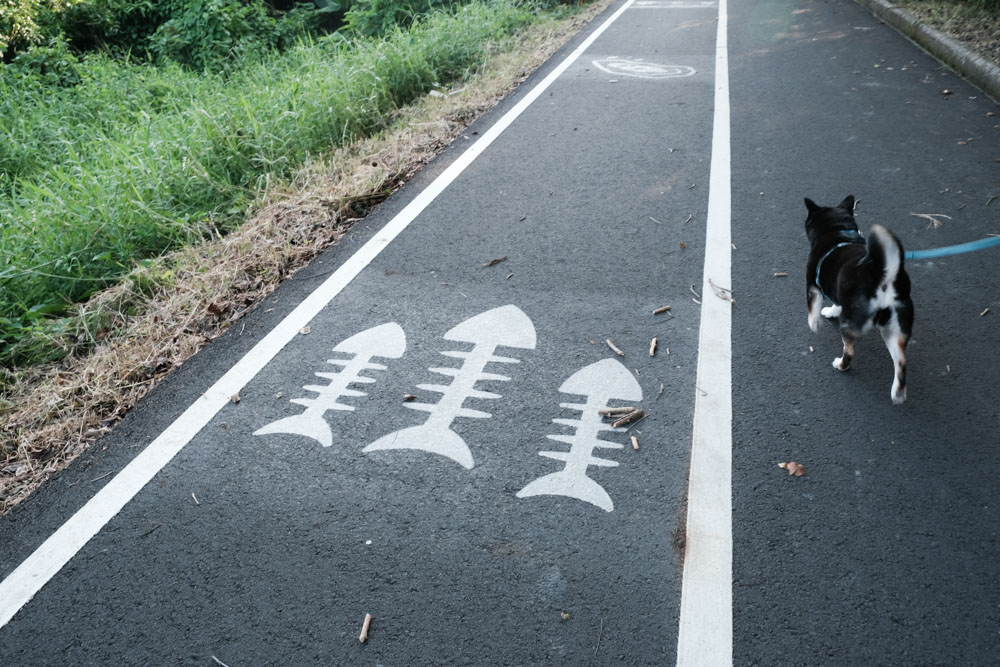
[880,320,909,405]
[807,286,823,333]
[833,328,856,371]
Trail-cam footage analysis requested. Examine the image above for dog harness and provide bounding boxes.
[814,232,865,305]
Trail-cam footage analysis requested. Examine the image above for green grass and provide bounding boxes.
[0,0,544,365]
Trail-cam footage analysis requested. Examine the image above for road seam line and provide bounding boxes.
[675,0,733,663]
[0,0,637,630]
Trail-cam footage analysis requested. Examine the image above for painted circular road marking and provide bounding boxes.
[592,57,696,79]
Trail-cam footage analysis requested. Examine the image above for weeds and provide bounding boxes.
[0,0,539,366]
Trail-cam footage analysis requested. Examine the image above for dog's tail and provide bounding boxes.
[863,224,905,287]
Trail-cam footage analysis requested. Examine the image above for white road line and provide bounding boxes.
[676,0,732,663]
[0,0,637,630]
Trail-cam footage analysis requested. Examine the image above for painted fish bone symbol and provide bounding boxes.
[364,305,536,468]
[254,322,406,447]
[517,358,642,512]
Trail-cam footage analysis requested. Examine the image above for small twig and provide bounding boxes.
[612,409,644,428]
[606,339,625,357]
[599,406,636,416]
[773,272,788,278]
[649,216,663,224]
[625,414,648,433]
[910,212,951,229]
[657,383,664,398]
[192,492,200,505]
[649,337,657,356]
[359,613,372,643]
[690,285,701,299]
[141,522,163,539]
[652,305,672,315]
[211,656,231,667]
[594,618,604,658]
[483,256,508,267]
[683,213,694,224]
[981,307,990,317]
[631,436,639,451]
[986,195,996,207]
[90,471,113,484]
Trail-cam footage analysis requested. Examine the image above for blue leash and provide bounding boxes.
[905,235,1000,260]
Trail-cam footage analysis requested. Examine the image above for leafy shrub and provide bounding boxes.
[149,0,325,71]
[7,37,80,84]
[343,0,455,37]
[0,0,42,60]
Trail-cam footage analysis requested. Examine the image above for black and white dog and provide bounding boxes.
[804,195,914,404]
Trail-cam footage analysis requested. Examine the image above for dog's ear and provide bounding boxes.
[804,197,819,213]
[838,195,856,213]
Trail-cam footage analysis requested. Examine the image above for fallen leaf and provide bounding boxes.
[779,461,807,476]
[561,612,571,621]
[299,326,311,335]
[483,256,508,267]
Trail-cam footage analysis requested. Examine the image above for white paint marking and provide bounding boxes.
[632,0,717,8]
[592,58,696,79]
[364,305,536,468]
[517,358,642,512]
[253,322,407,447]
[0,0,637,629]
[676,0,732,663]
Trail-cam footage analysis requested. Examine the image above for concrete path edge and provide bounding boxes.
[855,0,1000,103]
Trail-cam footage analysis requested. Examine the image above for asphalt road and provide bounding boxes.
[1,0,998,664]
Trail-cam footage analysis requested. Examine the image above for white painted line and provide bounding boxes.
[631,0,717,8]
[0,0,637,630]
[676,0,732,662]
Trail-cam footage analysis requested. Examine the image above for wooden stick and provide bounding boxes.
[649,337,657,356]
[359,613,372,643]
[652,305,672,315]
[598,406,635,416]
[631,436,639,451]
[606,339,625,357]
[612,409,644,428]
[773,272,788,277]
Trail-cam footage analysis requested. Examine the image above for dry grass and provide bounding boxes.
[897,0,1000,67]
[0,0,613,515]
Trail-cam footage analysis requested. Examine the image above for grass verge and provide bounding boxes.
[0,0,542,366]
[896,0,1000,67]
[0,0,614,515]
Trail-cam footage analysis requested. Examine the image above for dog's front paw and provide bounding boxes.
[821,305,842,319]
[891,385,906,405]
[832,357,850,371]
